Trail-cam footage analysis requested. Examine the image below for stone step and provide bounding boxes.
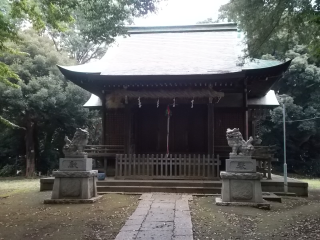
[40,177,308,196]
[97,186,221,194]
[96,180,221,188]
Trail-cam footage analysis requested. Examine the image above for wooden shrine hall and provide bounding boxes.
[58,23,291,180]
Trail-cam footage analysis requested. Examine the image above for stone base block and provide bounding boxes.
[59,158,92,171]
[51,170,98,201]
[215,197,271,210]
[220,171,263,203]
[44,195,102,204]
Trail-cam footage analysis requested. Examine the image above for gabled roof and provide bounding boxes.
[58,23,291,98]
[59,23,243,75]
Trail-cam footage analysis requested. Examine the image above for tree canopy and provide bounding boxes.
[0,0,160,176]
[220,1,320,176]
[0,30,100,175]
[0,0,160,86]
[219,0,320,60]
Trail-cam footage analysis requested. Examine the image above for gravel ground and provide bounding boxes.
[191,190,320,240]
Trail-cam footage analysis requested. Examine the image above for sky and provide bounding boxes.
[134,0,230,26]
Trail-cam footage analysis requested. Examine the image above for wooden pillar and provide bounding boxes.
[101,95,107,175]
[208,100,214,155]
[251,110,256,138]
[124,104,131,154]
[243,79,248,140]
[101,94,106,145]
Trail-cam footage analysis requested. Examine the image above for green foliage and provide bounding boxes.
[197,18,218,24]
[1,0,160,86]
[48,25,108,64]
[219,0,320,60]
[0,164,16,177]
[261,47,320,176]
[220,0,320,176]
[0,30,99,173]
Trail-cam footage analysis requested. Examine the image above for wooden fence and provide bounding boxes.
[115,154,220,180]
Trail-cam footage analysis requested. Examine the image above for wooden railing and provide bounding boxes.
[115,154,220,180]
[85,145,124,157]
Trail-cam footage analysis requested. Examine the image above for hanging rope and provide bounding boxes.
[165,105,172,156]
[108,88,224,100]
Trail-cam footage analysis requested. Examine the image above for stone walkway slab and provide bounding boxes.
[115,193,193,240]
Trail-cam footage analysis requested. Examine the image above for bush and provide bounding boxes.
[0,164,16,177]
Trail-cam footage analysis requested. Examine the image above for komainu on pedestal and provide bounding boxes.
[44,128,101,204]
[216,128,270,210]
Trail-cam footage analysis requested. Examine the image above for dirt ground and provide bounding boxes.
[2,178,320,240]
[191,189,320,240]
[0,178,139,240]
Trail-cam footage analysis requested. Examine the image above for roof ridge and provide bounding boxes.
[127,23,238,34]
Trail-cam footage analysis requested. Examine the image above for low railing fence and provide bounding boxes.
[115,154,220,180]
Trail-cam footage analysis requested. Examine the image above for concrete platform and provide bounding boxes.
[40,174,308,196]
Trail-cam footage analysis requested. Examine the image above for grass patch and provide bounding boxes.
[0,178,39,198]
[300,179,320,189]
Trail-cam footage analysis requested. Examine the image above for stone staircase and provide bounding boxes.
[40,177,308,196]
[97,180,222,194]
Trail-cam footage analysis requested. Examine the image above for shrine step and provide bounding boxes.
[97,186,221,194]
[39,176,308,196]
[96,180,221,188]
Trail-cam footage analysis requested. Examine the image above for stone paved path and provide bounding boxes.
[115,193,193,240]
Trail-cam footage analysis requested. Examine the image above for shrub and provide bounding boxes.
[0,164,16,177]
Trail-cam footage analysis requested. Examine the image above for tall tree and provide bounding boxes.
[220,1,320,175]
[260,46,320,176]
[0,30,97,176]
[0,0,160,172]
[219,0,320,60]
[1,0,160,85]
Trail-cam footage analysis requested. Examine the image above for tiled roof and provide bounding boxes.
[59,23,286,76]
[61,24,244,75]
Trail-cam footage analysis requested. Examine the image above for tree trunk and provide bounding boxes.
[25,116,36,177]
[40,127,55,173]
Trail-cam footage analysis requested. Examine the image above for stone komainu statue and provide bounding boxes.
[63,128,89,158]
[226,128,254,156]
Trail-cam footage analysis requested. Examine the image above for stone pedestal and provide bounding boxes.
[220,172,263,203]
[44,158,101,204]
[216,156,270,209]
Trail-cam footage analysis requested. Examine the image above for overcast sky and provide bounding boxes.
[134,0,230,26]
